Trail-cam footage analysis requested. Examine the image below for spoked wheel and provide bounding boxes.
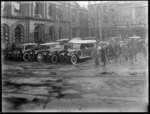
[70,55,77,65]
[37,54,43,62]
[51,55,58,63]
[23,53,30,61]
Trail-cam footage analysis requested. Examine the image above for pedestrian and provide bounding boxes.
[94,43,100,66]
[142,43,147,61]
[108,43,117,62]
[122,43,129,61]
[101,45,106,67]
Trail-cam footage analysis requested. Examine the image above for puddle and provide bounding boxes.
[100,72,115,75]
[4,97,28,111]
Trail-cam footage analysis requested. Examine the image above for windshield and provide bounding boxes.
[39,45,50,50]
[72,43,81,49]
[25,45,36,50]
[54,44,63,49]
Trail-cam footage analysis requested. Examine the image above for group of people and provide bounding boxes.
[94,38,147,66]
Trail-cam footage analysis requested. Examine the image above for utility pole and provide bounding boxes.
[56,6,59,40]
[99,7,102,41]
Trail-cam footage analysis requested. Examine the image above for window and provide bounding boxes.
[48,4,53,17]
[1,2,5,10]
[91,18,95,27]
[14,2,21,12]
[59,26,63,39]
[103,5,108,12]
[34,3,40,14]
[110,5,115,11]
[2,24,9,44]
[91,7,94,14]
[104,16,108,25]
[71,9,77,23]
[111,15,116,25]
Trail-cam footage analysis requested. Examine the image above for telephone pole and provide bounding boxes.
[99,7,102,41]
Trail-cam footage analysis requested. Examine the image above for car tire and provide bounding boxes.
[37,54,43,62]
[51,55,58,63]
[23,53,30,61]
[91,51,95,59]
[70,55,77,65]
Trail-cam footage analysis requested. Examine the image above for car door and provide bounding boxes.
[80,44,86,57]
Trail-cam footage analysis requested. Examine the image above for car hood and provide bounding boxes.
[66,49,77,53]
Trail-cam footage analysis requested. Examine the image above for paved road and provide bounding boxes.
[2,56,148,112]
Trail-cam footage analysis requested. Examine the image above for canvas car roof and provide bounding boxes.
[41,42,59,45]
[56,39,69,42]
[69,40,96,44]
[19,43,38,46]
[128,36,141,39]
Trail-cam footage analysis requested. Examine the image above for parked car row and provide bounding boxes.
[3,39,97,64]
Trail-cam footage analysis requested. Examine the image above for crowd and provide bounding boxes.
[94,37,147,66]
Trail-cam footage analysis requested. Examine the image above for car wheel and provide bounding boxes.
[51,55,58,63]
[91,51,95,59]
[37,54,43,62]
[23,53,30,61]
[70,55,77,65]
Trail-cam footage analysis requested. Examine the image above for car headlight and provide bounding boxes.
[17,51,20,54]
[67,53,70,56]
[35,51,37,54]
[49,53,51,56]
[30,52,33,54]
[44,52,47,55]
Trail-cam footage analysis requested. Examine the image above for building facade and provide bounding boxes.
[1,1,89,45]
[89,1,148,41]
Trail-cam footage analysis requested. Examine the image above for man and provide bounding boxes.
[101,45,106,67]
[122,43,129,61]
[108,43,117,62]
[94,43,100,66]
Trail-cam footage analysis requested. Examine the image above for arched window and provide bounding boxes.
[49,26,55,41]
[14,25,24,44]
[34,25,43,43]
[2,24,9,44]
[48,4,53,17]
[59,26,63,39]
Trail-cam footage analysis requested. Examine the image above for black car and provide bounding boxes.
[33,42,59,62]
[7,43,38,61]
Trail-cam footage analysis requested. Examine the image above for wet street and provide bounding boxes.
[2,56,148,112]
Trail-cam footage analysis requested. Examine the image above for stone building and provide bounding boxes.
[88,1,148,41]
[1,1,89,45]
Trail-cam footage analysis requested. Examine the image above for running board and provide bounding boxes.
[79,56,91,59]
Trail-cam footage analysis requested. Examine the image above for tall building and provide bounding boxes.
[89,1,148,41]
[1,1,89,45]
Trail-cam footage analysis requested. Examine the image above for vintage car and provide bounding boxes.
[59,40,96,64]
[26,39,69,63]
[7,43,38,61]
[32,42,59,62]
